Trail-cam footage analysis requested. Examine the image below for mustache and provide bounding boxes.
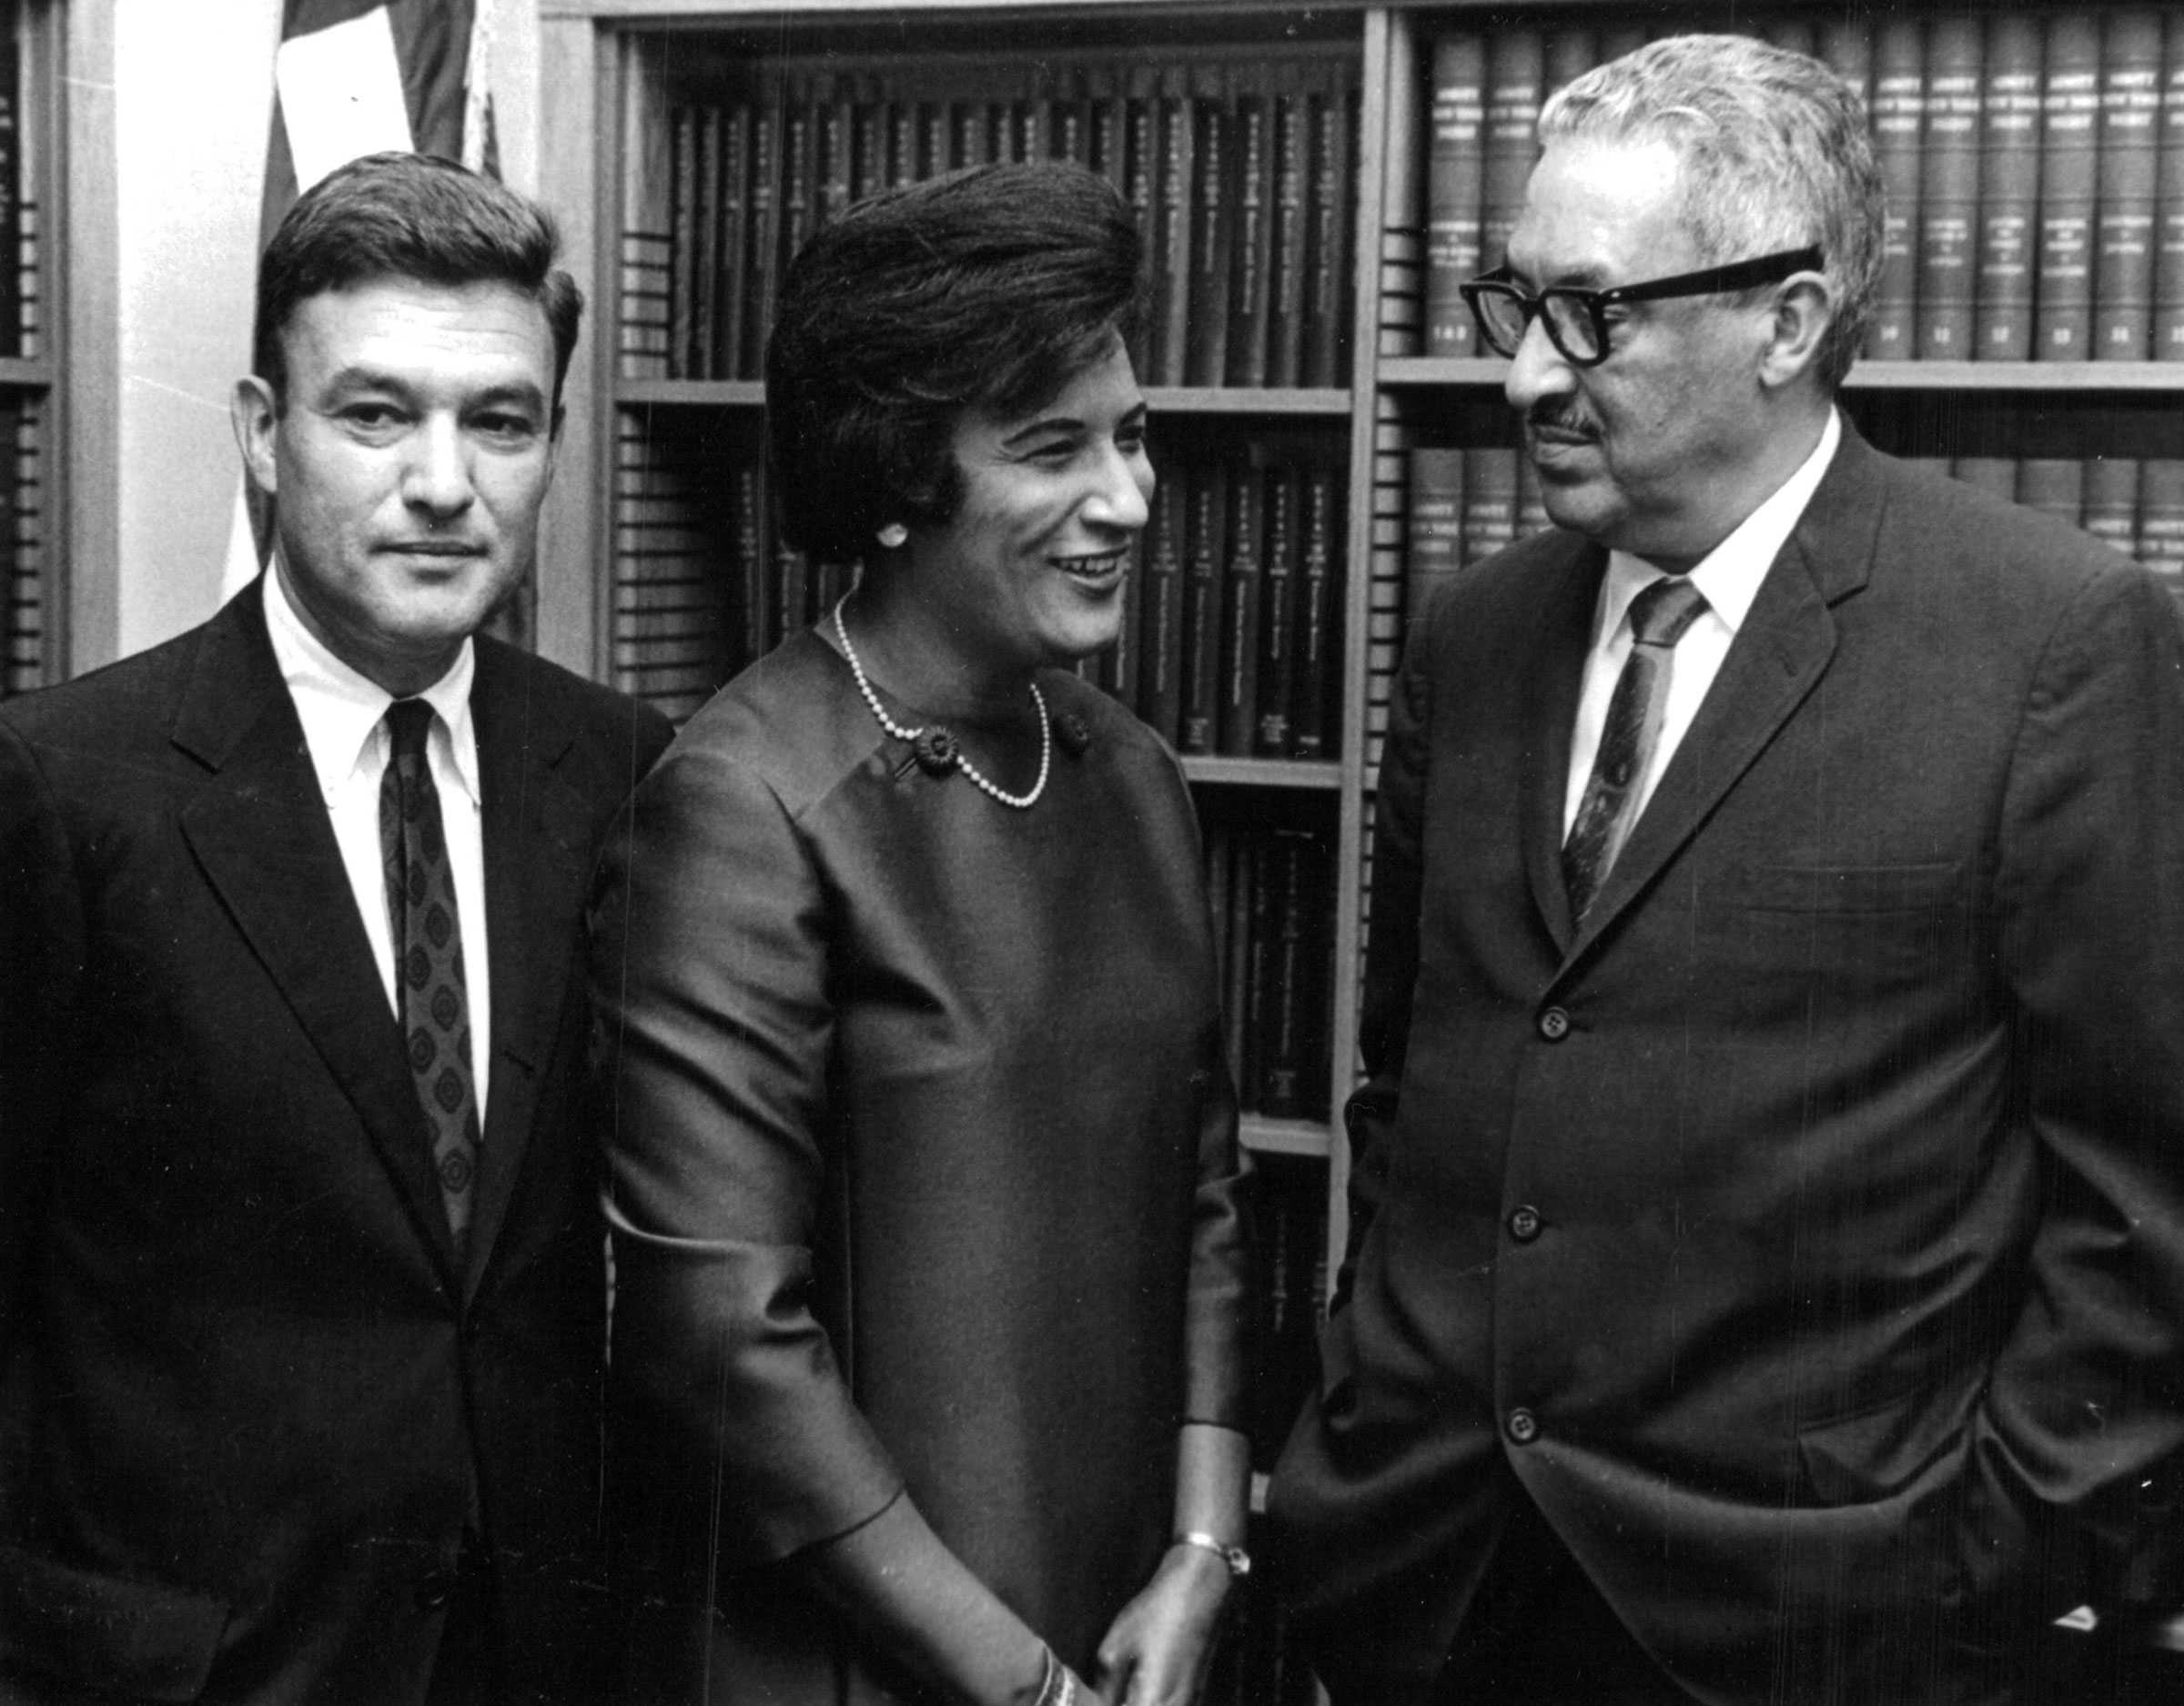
[1527,404,1599,439]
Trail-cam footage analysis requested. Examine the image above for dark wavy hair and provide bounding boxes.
[764,161,1146,563]
[251,151,583,409]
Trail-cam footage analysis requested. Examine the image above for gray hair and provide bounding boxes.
[1538,33,1882,389]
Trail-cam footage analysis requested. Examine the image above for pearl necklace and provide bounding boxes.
[832,594,1051,810]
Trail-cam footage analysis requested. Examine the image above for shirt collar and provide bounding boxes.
[261,558,480,807]
[1600,406,1842,640]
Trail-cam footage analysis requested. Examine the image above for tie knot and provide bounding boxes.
[1628,576,1708,649]
[385,699,436,763]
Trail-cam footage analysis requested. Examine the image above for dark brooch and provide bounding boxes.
[1053,712,1093,758]
[913,728,960,776]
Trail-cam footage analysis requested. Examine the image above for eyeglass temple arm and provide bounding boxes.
[1602,246,1825,306]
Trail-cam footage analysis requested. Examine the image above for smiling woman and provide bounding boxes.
[591,162,1252,1706]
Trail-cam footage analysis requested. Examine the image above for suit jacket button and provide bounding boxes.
[415,1570,456,1610]
[1508,1205,1542,1243]
[1506,1407,1540,1446]
[1538,1006,1572,1041]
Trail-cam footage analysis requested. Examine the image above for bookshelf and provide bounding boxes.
[538,0,2184,1691]
[0,0,62,700]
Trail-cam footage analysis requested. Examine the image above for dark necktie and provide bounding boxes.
[1563,576,1709,920]
[379,698,481,1254]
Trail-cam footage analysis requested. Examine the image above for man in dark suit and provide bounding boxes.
[0,154,672,1703]
[1272,35,2184,1705]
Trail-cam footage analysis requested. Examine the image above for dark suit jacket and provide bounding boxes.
[0,580,672,1704]
[1270,427,2184,1704]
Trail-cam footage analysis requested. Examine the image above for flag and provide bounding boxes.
[224,0,500,597]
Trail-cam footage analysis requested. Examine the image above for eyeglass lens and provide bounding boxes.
[1475,287,1601,362]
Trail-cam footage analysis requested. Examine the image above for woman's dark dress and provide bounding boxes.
[592,628,1249,1703]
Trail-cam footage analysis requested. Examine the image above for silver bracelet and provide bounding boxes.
[1173,1530,1253,1578]
[1035,1645,1077,1706]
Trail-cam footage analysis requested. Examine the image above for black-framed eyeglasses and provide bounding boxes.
[1458,246,1824,368]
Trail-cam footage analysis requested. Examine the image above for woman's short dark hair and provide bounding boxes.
[764,161,1146,563]
[251,151,584,409]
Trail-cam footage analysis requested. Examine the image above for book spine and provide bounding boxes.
[1189,70,1236,388]
[2036,13,2102,360]
[1289,464,1340,761]
[817,75,855,229]
[715,105,753,381]
[1228,70,1277,387]
[1916,16,1981,360]
[1255,464,1299,754]
[1866,18,1925,359]
[1976,15,2043,361]
[1158,66,1198,388]
[1480,28,1544,276]
[778,76,819,290]
[1461,447,1520,565]
[1138,479,1187,743]
[2082,455,2141,555]
[735,459,772,663]
[1406,448,1466,630]
[1088,63,1126,193]
[1268,66,1312,390]
[1424,32,1487,358]
[1179,460,1228,752]
[1120,66,1158,381]
[2157,21,2184,358]
[668,106,698,379]
[1217,462,1265,754]
[1303,67,1355,388]
[1817,20,1874,111]
[693,106,725,380]
[2016,457,2085,525]
[2138,460,2184,602]
[850,76,888,204]
[1760,17,1818,60]
[2096,11,2164,359]
[744,85,784,384]
[1544,25,1597,101]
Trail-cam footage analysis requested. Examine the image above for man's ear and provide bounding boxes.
[1758,273,1833,389]
[230,376,280,496]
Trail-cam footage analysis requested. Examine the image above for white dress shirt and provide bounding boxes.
[1563,408,1843,840]
[263,563,492,1120]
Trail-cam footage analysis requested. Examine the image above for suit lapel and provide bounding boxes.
[1521,538,1608,952]
[465,643,593,1300]
[1566,425,1886,951]
[174,583,463,1281]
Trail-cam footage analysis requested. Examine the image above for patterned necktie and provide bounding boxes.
[1563,576,1710,920]
[379,698,481,1254]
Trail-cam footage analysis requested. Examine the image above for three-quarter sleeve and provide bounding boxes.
[590,737,903,1563]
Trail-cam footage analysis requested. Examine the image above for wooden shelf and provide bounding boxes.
[1380,355,2184,393]
[613,379,1353,414]
[1182,755,1344,790]
[1240,1114,1334,1157]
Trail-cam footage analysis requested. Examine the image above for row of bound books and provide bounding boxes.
[624,52,1359,389]
[1422,8,2184,364]
[609,419,1349,761]
[1205,820,1335,1125]
[1401,446,2184,633]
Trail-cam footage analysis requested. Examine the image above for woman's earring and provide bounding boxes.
[876,522,909,550]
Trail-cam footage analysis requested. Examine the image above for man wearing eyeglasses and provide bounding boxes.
[1272,33,2184,1706]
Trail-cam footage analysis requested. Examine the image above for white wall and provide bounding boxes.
[103,0,543,661]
